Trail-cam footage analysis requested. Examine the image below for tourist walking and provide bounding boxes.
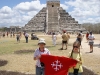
[33,38,51,75]
[52,32,57,46]
[60,31,69,50]
[10,32,12,38]
[16,33,20,43]
[88,32,95,53]
[86,32,89,42]
[7,32,9,37]
[68,41,83,75]
[2,32,5,38]
[76,33,82,48]
[25,32,29,43]
[13,32,15,38]
[67,32,70,44]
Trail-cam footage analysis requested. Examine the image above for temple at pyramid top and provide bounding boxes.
[22,0,86,33]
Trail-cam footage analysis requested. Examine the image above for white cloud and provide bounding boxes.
[65,0,100,23]
[81,17,100,23]
[0,6,12,14]
[0,0,100,27]
[60,4,68,10]
[0,0,45,27]
[0,6,14,19]
[14,0,45,12]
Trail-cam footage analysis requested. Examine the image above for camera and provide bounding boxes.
[40,62,45,67]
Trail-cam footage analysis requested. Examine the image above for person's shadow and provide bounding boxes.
[93,44,100,48]
[85,52,91,54]
[0,60,8,67]
[0,70,35,75]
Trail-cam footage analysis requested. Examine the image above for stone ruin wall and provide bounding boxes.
[23,7,47,32]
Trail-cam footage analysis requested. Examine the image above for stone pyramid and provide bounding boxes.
[23,0,86,33]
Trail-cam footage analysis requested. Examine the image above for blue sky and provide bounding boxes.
[0,0,32,8]
[0,0,100,27]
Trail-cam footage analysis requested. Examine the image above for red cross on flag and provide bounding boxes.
[40,55,78,75]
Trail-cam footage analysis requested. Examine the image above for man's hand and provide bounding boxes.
[34,55,41,60]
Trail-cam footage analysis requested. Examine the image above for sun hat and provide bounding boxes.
[38,38,46,44]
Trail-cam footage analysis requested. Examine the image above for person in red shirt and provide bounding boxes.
[40,55,77,75]
[86,32,89,42]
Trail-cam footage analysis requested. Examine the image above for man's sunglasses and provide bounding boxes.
[73,46,78,48]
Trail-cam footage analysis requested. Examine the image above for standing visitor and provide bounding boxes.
[33,38,50,75]
[86,32,89,42]
[60,31,69,50]
[13,32,15,38]
[2,32,5,38]
[67,32,70,44]
[68,41,83,75]
[16,33,20,43]
[25,32,29,43]
[10,32,12,38]
[52,32,57,46]
[88,32,95,53]
[7,32,9,37]
[76,33,82,48]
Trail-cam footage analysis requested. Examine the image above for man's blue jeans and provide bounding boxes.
[36,66,45,75]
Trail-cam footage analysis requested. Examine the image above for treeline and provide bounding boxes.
[0,27,8,31]
[0,23,100,34]
[81,23,100,34]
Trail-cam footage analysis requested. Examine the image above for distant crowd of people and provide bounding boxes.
[0,31,29,43]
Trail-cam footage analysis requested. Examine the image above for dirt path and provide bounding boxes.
[79,36,100,75]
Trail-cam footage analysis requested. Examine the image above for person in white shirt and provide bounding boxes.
[52,32,57,46]
[34,38,50,75]
[25,32,29,43]
[88,32,95,53]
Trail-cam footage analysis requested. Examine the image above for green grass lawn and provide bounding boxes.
[0,34,74,55]
[0,38,37,54]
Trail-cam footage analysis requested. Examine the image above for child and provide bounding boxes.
[33,38,51,75]
[68,41,83,75]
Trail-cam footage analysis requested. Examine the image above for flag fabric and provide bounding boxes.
[40,55,78,75]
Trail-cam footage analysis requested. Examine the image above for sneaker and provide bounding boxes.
[90,50,93,53]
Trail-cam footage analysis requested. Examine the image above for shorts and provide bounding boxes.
[62,41,67,44]
[89,42,94,46]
